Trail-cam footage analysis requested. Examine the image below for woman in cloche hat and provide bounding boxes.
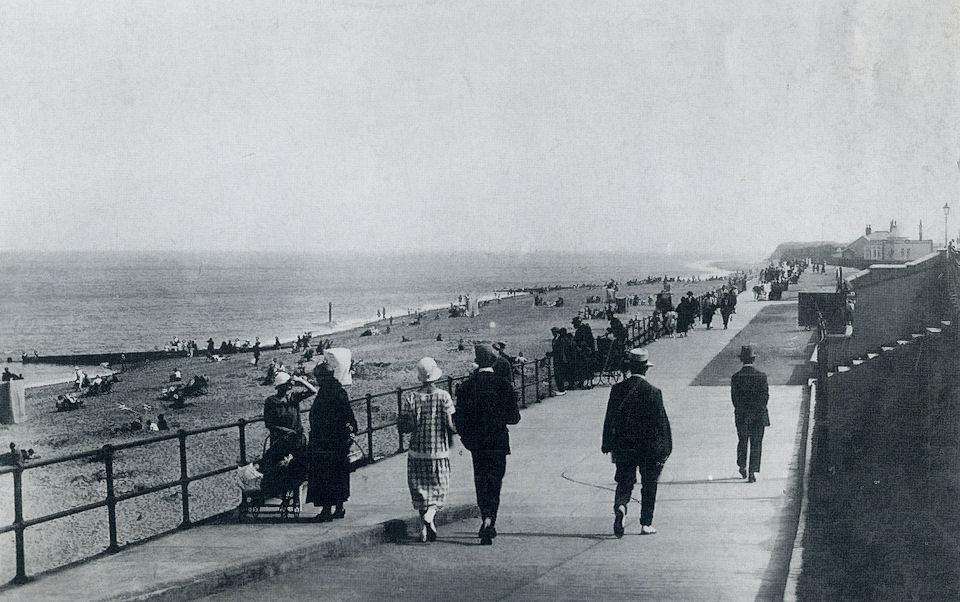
[398,357,457,543]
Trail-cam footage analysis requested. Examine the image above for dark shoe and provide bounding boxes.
[487,525,497,539]
[738,467,747,479]
[748,473,757,483]
[480,534,493,545]
[332,506,346,519]
[613,505,626,538]
[316,510,333,522]
[426,521,437,542]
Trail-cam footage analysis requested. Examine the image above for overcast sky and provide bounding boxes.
[1,1,958,258]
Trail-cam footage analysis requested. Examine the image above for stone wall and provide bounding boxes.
[823,251,949,368]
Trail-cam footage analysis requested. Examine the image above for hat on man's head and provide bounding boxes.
[572,316,582,325]
[492,341,506,351]
[474,344,498,368]
[738,345,756,363]
[627,348,653,369]
[273,372,292,386]
[550,326,560,334]
[416,357,442,383]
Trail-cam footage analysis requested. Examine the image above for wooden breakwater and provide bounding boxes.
[21,349,189,366]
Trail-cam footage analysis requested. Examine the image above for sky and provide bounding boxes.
[1,1,959,259]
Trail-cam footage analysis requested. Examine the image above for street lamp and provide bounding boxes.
[944,203,950,248]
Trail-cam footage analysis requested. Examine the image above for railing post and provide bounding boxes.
[11,445,28,584]
[103,444,119,553]
[534,360,540,401]
[177,430,190,529]
[365,394,374,461]
[520,366,527,408]
[546,353,554,397]
[237,419,247,465]
[396,387,404,454]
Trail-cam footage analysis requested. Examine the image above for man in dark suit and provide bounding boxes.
[602,348,672,537]
[731,345,770,482]
[492,341,515,386]
[455,344,522,545]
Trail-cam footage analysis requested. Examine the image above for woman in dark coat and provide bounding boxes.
[307,361,358,521]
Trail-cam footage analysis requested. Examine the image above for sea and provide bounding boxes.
[0,251,738,387]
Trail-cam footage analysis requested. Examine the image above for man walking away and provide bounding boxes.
[601,348,672,537]
[731,345,769,482]
[454,344,521,545]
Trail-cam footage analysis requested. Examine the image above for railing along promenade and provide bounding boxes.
[1,280,743,586]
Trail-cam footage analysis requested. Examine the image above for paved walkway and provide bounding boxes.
[3,288,813,601]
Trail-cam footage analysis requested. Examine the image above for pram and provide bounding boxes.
[237,430,306,520]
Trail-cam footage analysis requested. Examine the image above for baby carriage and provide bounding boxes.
[237,430,307,520]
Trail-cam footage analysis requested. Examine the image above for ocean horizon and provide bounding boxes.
[1,250,747,382]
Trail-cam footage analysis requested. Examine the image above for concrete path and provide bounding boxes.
[2,290,812,601]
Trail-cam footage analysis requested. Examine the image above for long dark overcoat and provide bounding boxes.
[306,375,358,505]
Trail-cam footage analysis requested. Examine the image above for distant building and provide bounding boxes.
[838,221,934,267]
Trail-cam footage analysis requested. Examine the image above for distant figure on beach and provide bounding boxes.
[454,344,521,545]
[156,413,169,431]
[399,357,456,543]
[2,367,22,381]
[252,338,261,366]
[170,368,182,382]
[206,338,215,356]
[274,336,281,350]
[307,361,358,521]
[602,348,672,537]
[731,346,769,483]
[436,332,443,342]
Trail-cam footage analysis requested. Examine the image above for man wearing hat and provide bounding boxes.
[731,345,769,482]
[454,343,522,545]
[491,341,515,386]
[720,286,738,329]
[602,348,672,537]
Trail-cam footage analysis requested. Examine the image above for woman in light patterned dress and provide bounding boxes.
[399,357,456,543]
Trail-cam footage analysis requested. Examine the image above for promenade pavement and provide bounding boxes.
[4,287,812,601]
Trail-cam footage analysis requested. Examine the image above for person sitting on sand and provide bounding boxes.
[146,419,159,432]
[157,414,169,430]
[2,367,23,381]
[130,416,143,431]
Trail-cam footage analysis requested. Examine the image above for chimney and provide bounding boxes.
[889,220,897,236]
[865,224,872,235]
[919,220,923,241]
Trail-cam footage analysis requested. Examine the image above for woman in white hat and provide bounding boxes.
[399,357,456,542]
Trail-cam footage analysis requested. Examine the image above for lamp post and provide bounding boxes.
[944,203,951,249]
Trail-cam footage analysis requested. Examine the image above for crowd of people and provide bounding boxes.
[549,281,745,392]
[250,343,522,545]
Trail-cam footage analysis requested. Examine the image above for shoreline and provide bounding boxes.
[8,262,744,389]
